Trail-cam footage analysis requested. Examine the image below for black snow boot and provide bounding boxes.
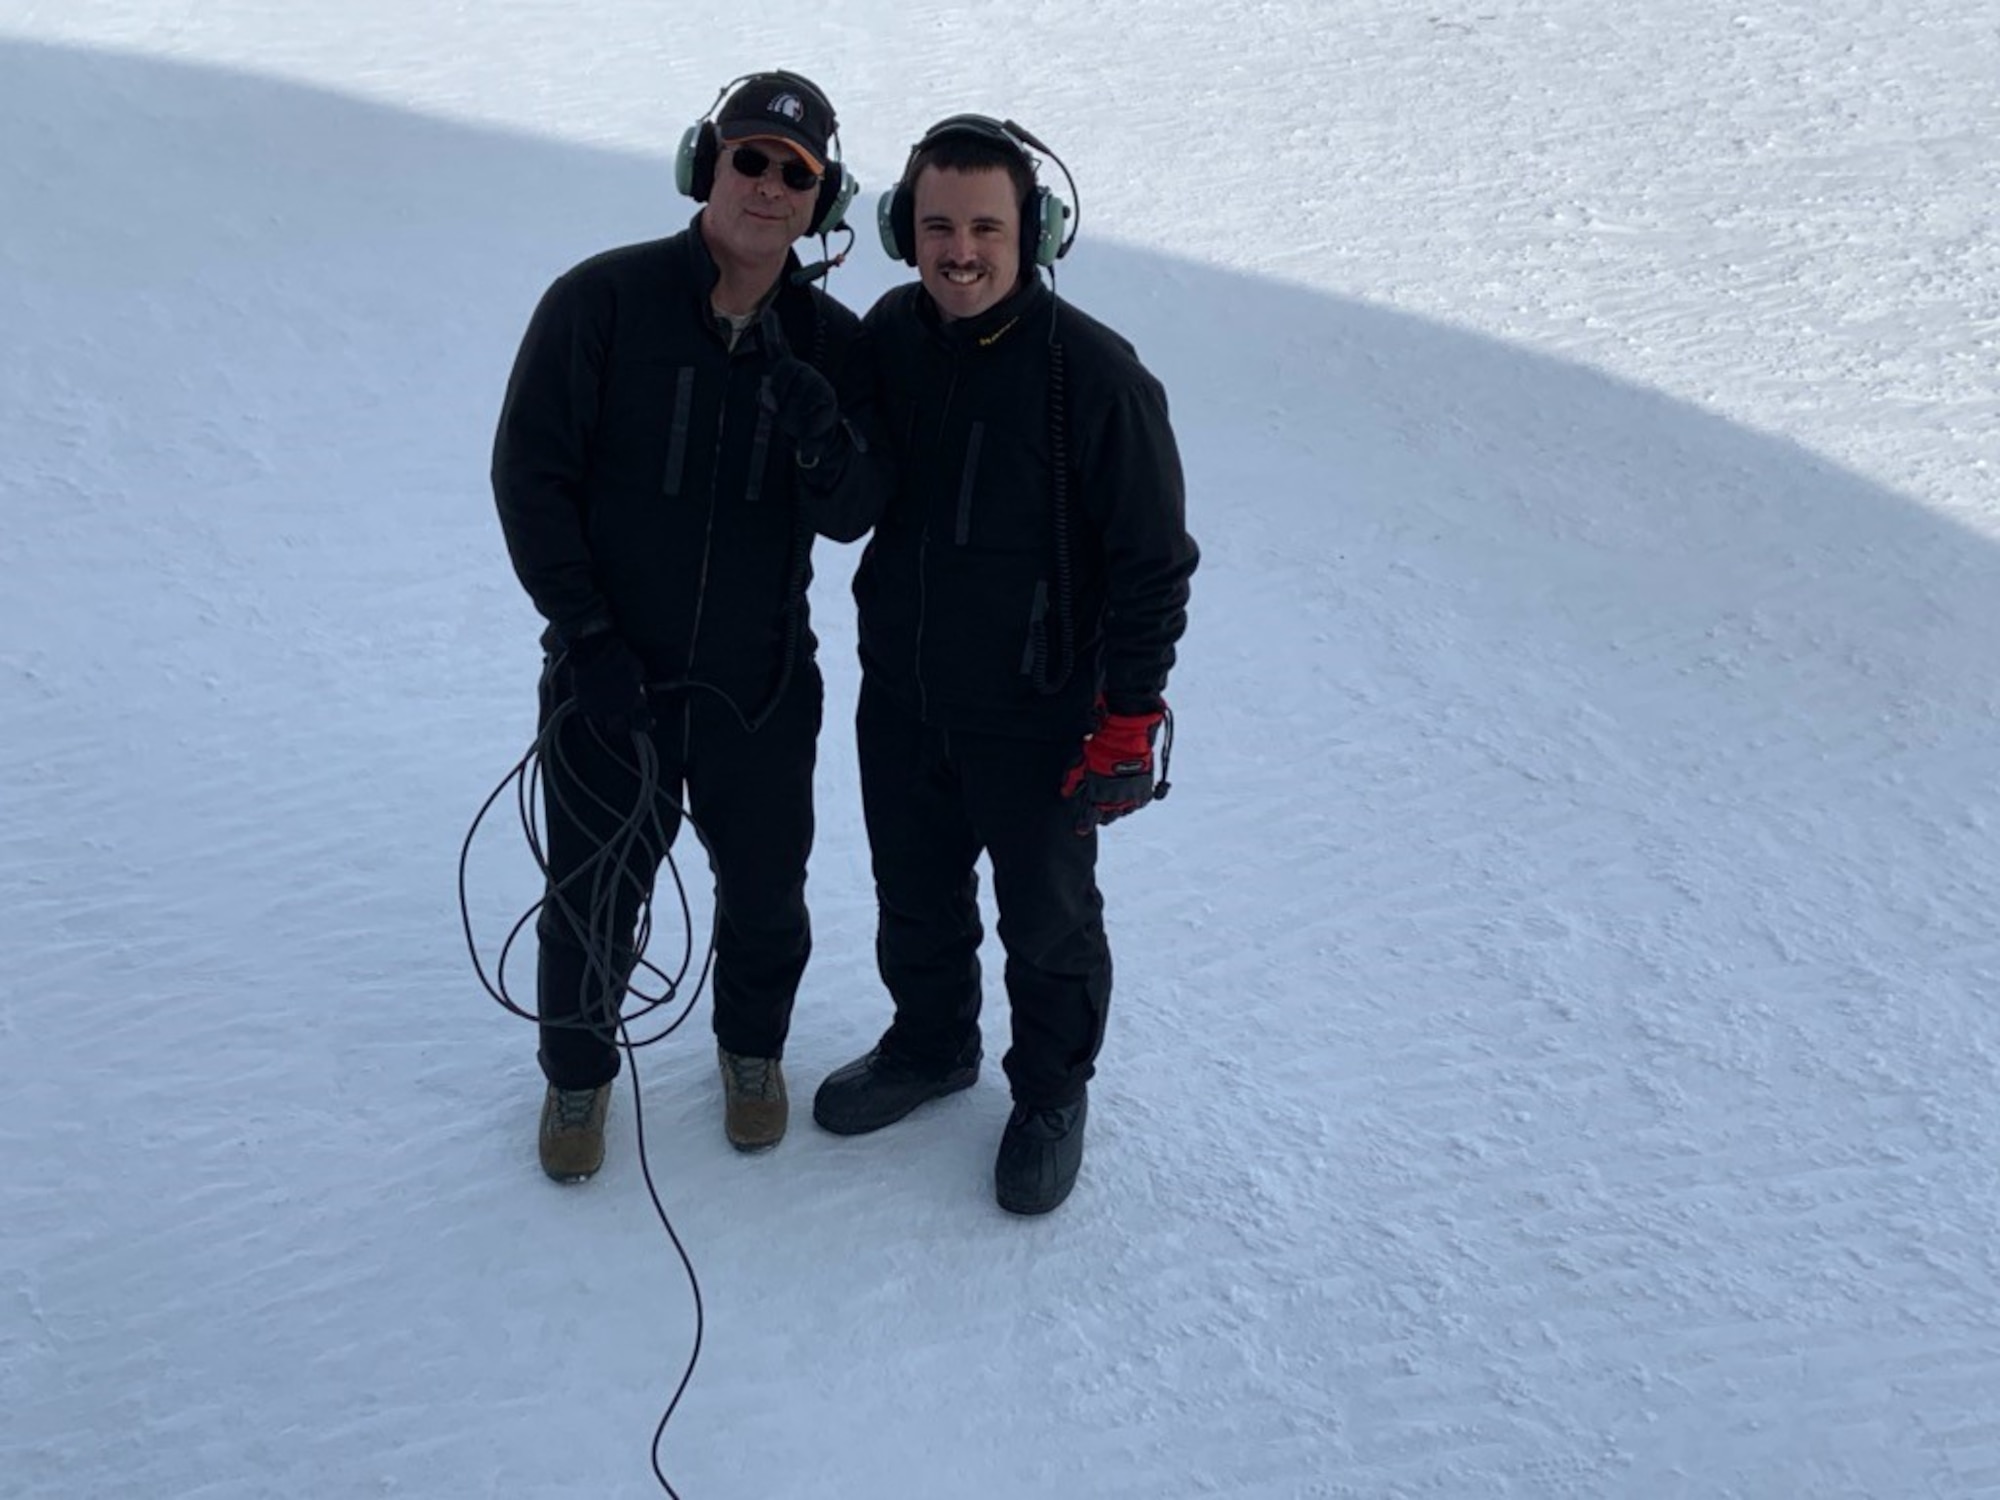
[993,1091,1088,1216]
[812,1044,980,1136]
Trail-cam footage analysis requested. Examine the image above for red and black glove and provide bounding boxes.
[1060,704,1166,834]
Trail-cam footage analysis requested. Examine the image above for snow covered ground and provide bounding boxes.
[4,1,1997,1495]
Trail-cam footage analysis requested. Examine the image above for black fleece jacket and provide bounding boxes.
[491,213,869,712]
[848,276,1198,741]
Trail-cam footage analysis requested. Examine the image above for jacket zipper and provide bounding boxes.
[681,347,741,687]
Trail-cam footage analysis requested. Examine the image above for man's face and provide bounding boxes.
[704,136,822,263]
[913,165,1022,322]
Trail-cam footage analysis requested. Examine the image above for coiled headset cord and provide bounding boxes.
[458,695,723,1499]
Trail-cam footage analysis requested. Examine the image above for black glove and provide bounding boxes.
[761,355,843,473]
[563,630,652,737]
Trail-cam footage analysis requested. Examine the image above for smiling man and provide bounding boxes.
[908,152,1022,321]
[491,72,872,1181]
[812,117,1200,1216]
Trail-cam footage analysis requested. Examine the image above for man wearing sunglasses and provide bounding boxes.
[491,72,872,1181]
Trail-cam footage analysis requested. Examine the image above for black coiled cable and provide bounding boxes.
[458,697,716,1500]
[1029,336,1076,696]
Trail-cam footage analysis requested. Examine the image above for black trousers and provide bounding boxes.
[856,679,1111,1108]
[535,659,822,1089]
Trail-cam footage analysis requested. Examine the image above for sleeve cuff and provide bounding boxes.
[1103,690,1165,718]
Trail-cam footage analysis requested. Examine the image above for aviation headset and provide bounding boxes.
[674,70,858,239]
[877,114,1077,270]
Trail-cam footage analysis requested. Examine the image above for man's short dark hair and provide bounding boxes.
[910,133,1037,209]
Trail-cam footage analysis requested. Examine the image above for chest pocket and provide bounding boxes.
[949,418,1056,555]
[952,422,984,544]
[660,366,694,497]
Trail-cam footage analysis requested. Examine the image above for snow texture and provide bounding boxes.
[3,1,1997,1496]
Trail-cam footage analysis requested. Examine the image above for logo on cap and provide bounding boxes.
[767,92,806,123]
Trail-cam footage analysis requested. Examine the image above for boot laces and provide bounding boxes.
[550,1086,603,1131]
[721,1052,781,1101]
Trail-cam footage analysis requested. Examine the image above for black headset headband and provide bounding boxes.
[912,113,1029,163]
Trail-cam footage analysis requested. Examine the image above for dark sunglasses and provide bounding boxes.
[728,144,821,193]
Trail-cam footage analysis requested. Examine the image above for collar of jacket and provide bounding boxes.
[919,274,1051,352]
[685,208,808,326]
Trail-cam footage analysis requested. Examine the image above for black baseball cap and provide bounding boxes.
[715,73,835,175]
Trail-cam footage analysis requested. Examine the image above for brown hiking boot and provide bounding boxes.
[538,1083,612,1182]
[718,1047,788,1153]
